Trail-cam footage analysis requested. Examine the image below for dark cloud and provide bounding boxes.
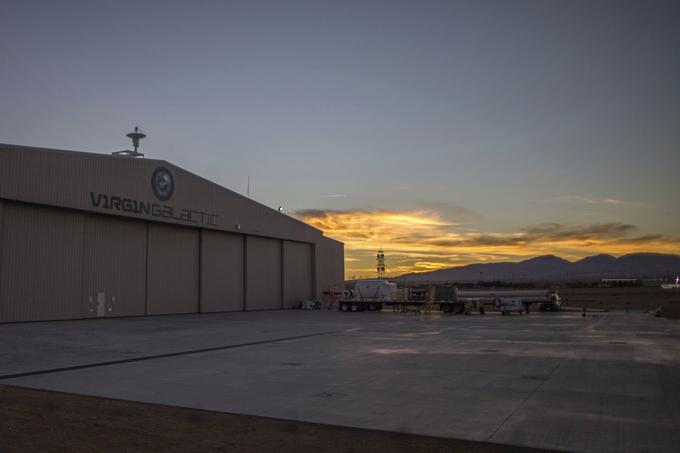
[429,236,527,248]
[294,208,342,217]
[414,201,481,222]
[612,234,665,244]
[523,222,637,240]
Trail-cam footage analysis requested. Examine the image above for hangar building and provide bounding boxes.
[0,143,344,323]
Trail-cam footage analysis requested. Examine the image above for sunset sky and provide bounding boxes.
[1,0,679,277]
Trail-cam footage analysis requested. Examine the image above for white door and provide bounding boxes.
[96,292,106,317]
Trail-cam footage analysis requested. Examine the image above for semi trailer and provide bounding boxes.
[439,288,561,314]
[339,282,561,314]
[339,279,397,312]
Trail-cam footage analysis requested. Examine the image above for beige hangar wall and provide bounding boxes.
[284,241,314,308]
[81,214,147,318]
[200,230,245,313]
[0,202,84,322]
[0,144,345,323]
[146,223,200,315]
[246,236,282,311]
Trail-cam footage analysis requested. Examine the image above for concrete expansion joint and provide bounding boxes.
[486,359,565,442]
[0,330,341,381]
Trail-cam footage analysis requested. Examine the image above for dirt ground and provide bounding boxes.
[559,287,680,317]
[0,385,556,453]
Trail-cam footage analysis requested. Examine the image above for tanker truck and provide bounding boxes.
[339,279,398,312]
[339,282,560,314]
[439,288,561,314]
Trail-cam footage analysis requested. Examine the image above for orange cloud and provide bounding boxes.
[295,209,680,278]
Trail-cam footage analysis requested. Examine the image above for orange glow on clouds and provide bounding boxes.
[295,209,680,278]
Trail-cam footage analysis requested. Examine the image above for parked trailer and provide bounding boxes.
[454,289,561,313]
[431,286,464,314]
[339,279,397,312]
[431,287,560,314]
[339,283,560,314]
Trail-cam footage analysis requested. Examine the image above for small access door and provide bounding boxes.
[96,292,106,317]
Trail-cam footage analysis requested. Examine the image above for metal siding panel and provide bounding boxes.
[200,230,244,312]
[315,237,345,299]
[147,223,199,315]
[284,241,313,308]
[246,236,281,311]
[82,214,147,318]
[0,145,326,244]
[0,146,346,322]
[0,200,3,318]
[0,202,84,322]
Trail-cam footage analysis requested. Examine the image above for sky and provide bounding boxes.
[1,0,679,277]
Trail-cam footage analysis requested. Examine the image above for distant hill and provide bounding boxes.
[393,253,680,283]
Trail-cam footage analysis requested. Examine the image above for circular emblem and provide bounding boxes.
[151,167,174,201]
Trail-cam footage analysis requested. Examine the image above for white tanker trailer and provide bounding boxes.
[440,288,561,314]
[339,282,560,314]
[340,279,398,312]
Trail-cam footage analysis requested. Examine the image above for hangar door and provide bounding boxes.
[0,202,84,322]
[200,230,244,312]
[82,214,147,318]
[284,241,313,308]
[246,236,281,310]
[147,223,199,315]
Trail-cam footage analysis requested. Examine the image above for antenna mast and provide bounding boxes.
[377,249,386,279]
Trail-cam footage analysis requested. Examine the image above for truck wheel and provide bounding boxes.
[453,304,465,315]
[441,304,453,314]
[368,303,377,311]
[350,303,360,312]
[340,303,349,312]
[377,303,383,311]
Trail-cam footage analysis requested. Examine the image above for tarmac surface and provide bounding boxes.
[1,310,679,453]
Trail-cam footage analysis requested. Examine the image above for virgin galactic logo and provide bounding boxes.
[88,165,219,226]
[152,167,174,201]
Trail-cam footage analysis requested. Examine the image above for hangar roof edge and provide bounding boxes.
[0,143,344,245]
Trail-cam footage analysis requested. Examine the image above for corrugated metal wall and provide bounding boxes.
[0,200,330,322]
[0,200,4,317]
[200,230,244,312]
[82,214,147,318]
[246,236,282,310]
[0,146,345,312]
[283,241,313,308]
[0,202,84,322]
[147,223,200,315]
[317,237,345,296]
[0,145,325,245]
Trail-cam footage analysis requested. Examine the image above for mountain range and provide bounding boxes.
[394,253,680,283]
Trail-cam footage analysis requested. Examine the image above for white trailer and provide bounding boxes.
[339,283,561,314]
[340,279,397,312]
[455,289,561,313]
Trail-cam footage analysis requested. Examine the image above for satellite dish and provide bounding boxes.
[112,126,146,158]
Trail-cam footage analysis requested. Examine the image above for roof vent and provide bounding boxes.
[112,126,146,158]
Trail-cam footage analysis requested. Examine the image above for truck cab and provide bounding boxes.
[539,293,561,312]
